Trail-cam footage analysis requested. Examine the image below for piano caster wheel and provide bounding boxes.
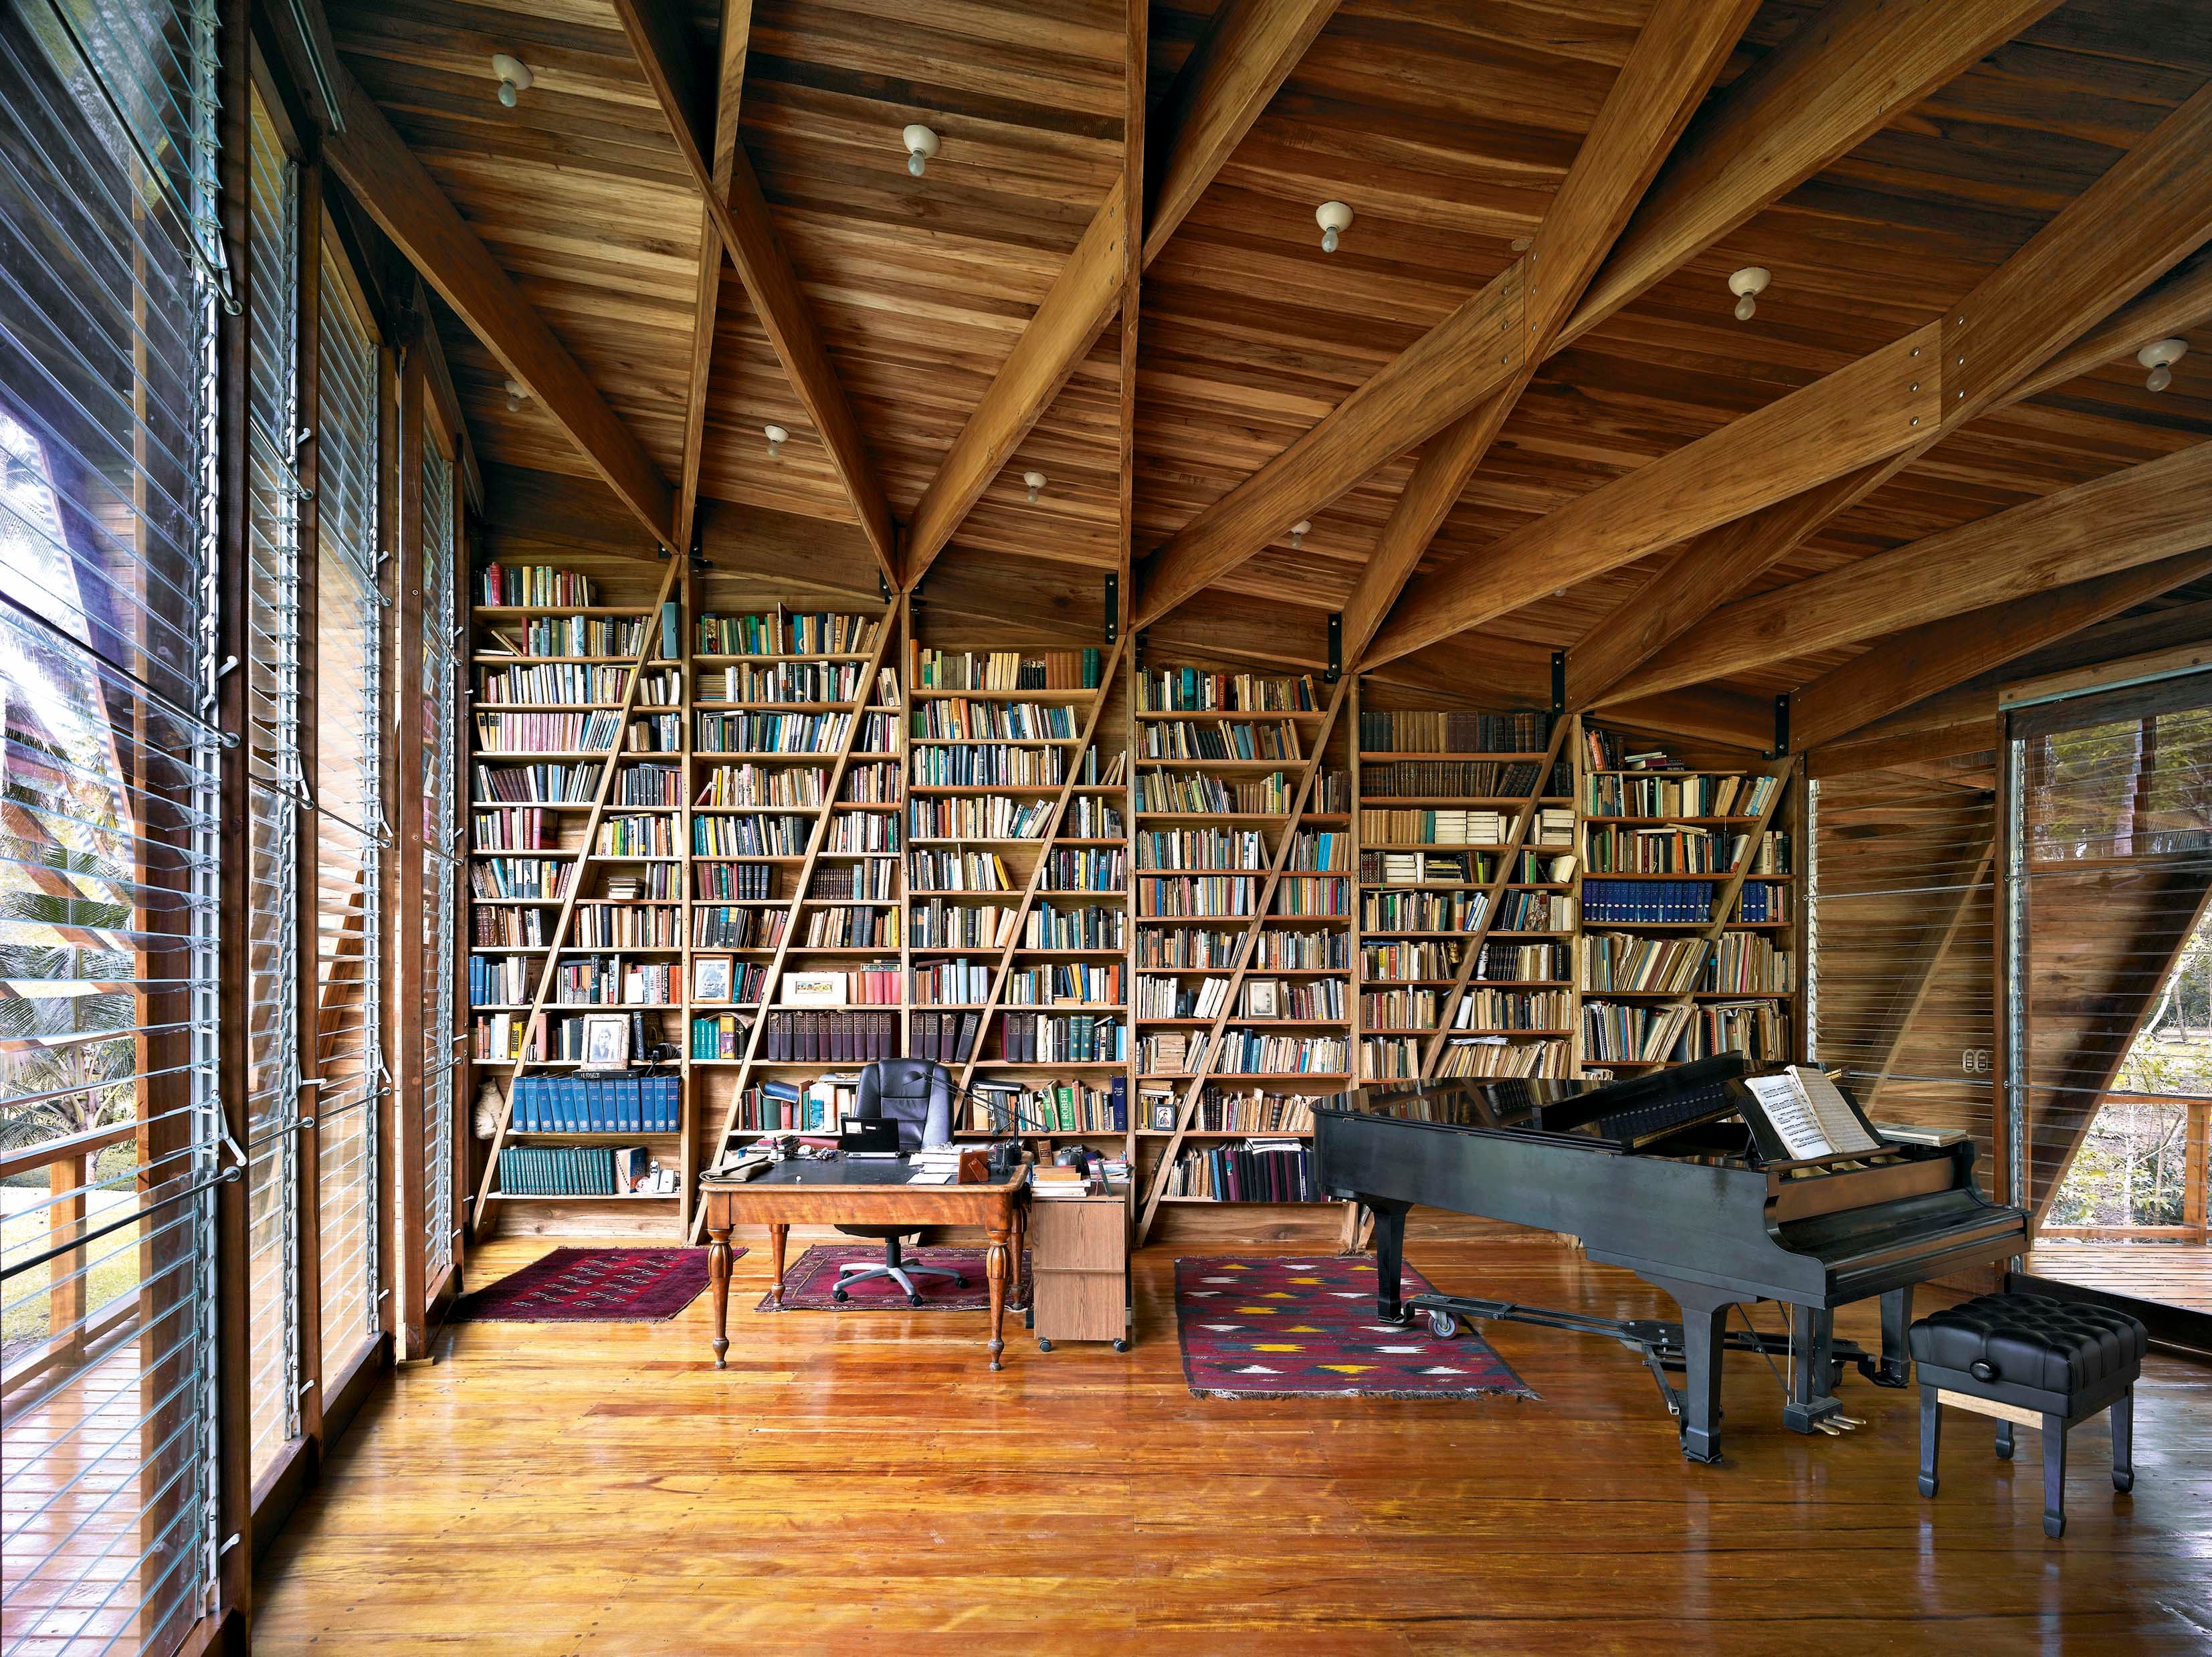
[1427,1310,1460,1339]
[1038,1338,1053,1353]
[831,1288,849,1303]
[1112,1337,1129,1353]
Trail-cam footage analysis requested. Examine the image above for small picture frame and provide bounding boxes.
[1243,979,1280,1018]
[782,971,847,1008]
[1148,1098,1178,1133]
[579,1012,630,1072]
[690,953,734,1004]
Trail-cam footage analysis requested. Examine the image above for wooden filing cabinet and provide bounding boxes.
[1025,1187,1131,1351]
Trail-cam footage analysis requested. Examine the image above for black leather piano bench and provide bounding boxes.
[1908,1292,2146,1539]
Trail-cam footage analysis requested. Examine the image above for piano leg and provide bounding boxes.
[1366,1197,1413,1323]
[1875,1285,1915,1387]
[1649,1276,1734,1464]
[1783,1304,1840,1434]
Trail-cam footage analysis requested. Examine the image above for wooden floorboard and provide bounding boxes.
[2026,1244,2212,1318]
[254,1236,2212,1654]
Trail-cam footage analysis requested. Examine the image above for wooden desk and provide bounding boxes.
[697,1162,1031,1369]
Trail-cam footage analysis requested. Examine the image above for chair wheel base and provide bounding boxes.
[830,1288,848,1303]
[2114,1470,2134,1494]
[907,1293,924,1308]
[2043,1513,2065,1540]
[1918,1475,1938,1498]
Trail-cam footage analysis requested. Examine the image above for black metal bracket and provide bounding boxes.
[1135,628,1148,668]
[1104,571,1120,646]
[1325,612,1342,683]
[1771,692,1791,759]
[688,526,711,578]
[879,571,894,603]
[1551,649,1567,715]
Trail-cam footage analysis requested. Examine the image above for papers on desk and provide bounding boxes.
[908,1169,955,1185]
[1744,1067,1884,1161]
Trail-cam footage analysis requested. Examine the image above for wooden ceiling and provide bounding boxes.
[288,0,2212,745]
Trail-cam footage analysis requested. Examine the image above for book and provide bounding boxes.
[1744,1067,1884,1161]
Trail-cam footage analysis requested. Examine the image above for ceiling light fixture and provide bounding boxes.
[2137,337,2188,393]
[763,424,789,459]
[1728,266,1771,322]
[492,54,532,108]
[1022,470,1046,504]
[503,378,529,413]
[1314,201,1353,254]
[903,124,939,177]
[1289,520,1311,550]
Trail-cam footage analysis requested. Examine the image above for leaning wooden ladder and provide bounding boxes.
[1136,676,1351,1244]
[470,560,680,1239]
[687,601,902,1243]
[949,638,1131,1109]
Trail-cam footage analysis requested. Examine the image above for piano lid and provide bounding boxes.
[1314,1053,1754,1153]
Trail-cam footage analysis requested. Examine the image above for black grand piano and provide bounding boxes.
[1314,1054,2027,1462]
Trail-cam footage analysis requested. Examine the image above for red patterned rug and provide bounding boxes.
[454,1246,733,1323]
[757,1244,1030,1312]
[1175,1255,1535,1401]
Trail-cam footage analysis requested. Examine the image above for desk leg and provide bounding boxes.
[707,1224,732,1370]
[769,1224,790,1308]
[984,1218,1011,1371]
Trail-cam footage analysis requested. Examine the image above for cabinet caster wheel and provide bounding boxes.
[1112,1337,1129,1353]
[831,1288,848,1303]
[1038,1338,1053,1353]
[906,1292,924,1308]
[1427,1310,1459,1339]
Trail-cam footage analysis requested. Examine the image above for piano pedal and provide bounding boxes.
[1815,1420,1843,1436]
[1833,1414,1866,1430]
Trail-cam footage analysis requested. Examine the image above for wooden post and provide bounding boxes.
[46,1151,90,1364]
[2185,1095,2208,1243]
[388,309,430,1359]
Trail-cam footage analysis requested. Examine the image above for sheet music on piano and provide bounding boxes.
[1743,1068,1884,1161]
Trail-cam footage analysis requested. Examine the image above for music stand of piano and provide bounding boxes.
[1313,1056,2029,1462]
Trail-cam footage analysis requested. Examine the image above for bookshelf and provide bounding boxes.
[467,561,686,1232]
[1132,666,1353,1238]
[1575,726,1799,1076]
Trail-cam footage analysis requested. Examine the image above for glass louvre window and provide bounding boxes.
[240,82,304,1485]
[419,435,458,1284]
[311,258,384,1381]
[0,0,227,1651]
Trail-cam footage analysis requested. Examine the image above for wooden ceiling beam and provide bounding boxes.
[1793,551,2212,752]
[312,59,676,549]
[1626,441,2212,697]
[1140,0,1758,631]
[1570,244,2212,708]
[672,0,754,555]
[1370,80,2212,670]
[613,0,896,585]
[1143,0,1339,268]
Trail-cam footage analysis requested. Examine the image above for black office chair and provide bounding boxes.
[834,1058,966,1306]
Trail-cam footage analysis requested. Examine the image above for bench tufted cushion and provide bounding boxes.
[1909,1292,2146,1395]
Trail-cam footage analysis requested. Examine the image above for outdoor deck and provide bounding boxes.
[2025,1241,2212,1317]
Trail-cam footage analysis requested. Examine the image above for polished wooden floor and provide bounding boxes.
[2027,1242,2212,1317]
[256,1236,2212,1654]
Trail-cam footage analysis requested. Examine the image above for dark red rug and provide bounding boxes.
[454,1246,734,1323]
[1175,1255,1535,1401]
[756,1244,1029,1312]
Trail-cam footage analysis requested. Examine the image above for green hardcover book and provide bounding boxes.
[1055,1083,1076,1132]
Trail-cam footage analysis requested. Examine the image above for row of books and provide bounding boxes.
[513,616,649,656]
[551,959,675,1007]
[1004,963,1124,1005]
[913,959,992,1004]
[1163,1140,1315,1202]
[1356,759,1562,797]
[1360,807,1573,847]
[1136,876,1352,918]
[616,765,683,805]
[914,647,1101,690]
[1136,719,1301,761]
[1493,889,1571,931]
[1581,1001,1791,1065]
[1474,941,1572,982]
[505,1073,681,1132]
[1135,669,1318,712]
[472,807,553,852]
[1433,1037,1572,1079]
[1131,767,1350,814]
[807,862,894,900]
[909,795,1053,839]
[696,609,880,657]
[998,1012,1124,1063]
[497,1145,666,1197]
[909,850,1014,892]
[599,814,674,857]
[477,663,628,704]
[801,906,896,948]
[473,909,546,947]
[694,710,860,755]
[698,763,820,807]
[1136,828,1267,871]
[828,813,900,854]
[702,662,880,704]
[1161,1089,1318,1134]
[471,858,570,901]
[728,1078,849,1134]
[758,1009,899,1062]
[909,745,1067,787]
[1359,710,1552,753]
[975,1076,1126,1133]
[469,955,535,1007]
[1583,771,1779,819]
[691,860,774,899]
[1581,827,1787,875]
[692,814,813,858]
[1132,975,1343,1020]
[1361,890,1484,934]
[691,904,775,948]
[1020,904,1126,951]
[603,869,680,900]
[908,902,1011,951]
[1211,1032,1348,1076]
[1136,928,1346,969]
[911,1009,983,1062]
[472,762,597,803]
[476,563,595,608]
[1583,880,1788,924]
[1581,730,1679,771]
[1358,940,1458,979]
[909,700,1079,741]
[1039,849,1124,891]
[691,1013,752,1060]
[474,711,623,753]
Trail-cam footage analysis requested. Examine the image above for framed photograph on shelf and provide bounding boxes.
[579,1013,629,1072]
[690,953,734,1004]
[1148,1098,1178,1133]
[783,971,847,1007]
[1243,980,1280,1018]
